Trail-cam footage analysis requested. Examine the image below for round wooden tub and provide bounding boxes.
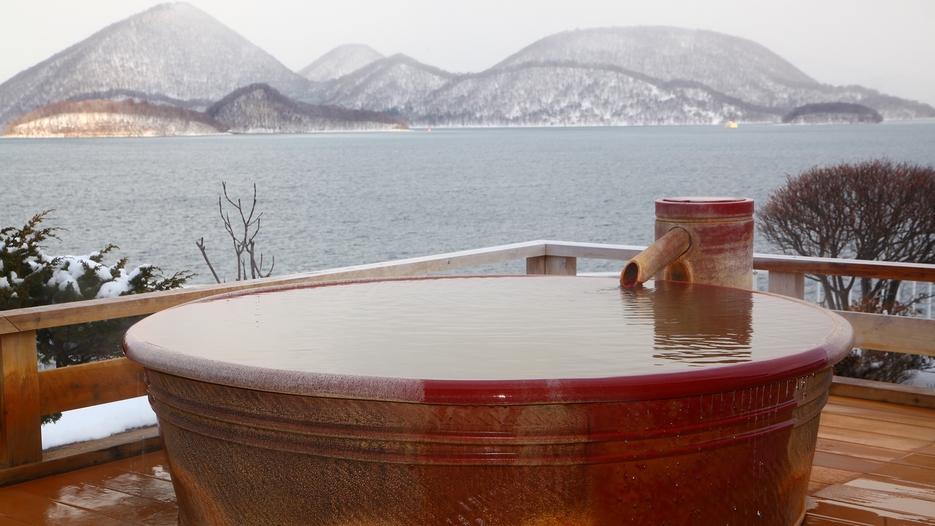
[124,276,853,525]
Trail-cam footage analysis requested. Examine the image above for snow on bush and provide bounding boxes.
[1,211,192,425]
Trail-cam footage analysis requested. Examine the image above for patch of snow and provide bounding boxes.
[903,369,935,391]
[42,396,157,450]
[96,270,132,298]
[94,265,112,282]
[96,264,153,298]
[47,257,86,291]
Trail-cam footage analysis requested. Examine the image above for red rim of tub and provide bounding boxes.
[123,276,854,405]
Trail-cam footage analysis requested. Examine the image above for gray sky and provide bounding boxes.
[1,0,933,107]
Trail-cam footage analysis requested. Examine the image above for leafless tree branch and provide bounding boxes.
[196,181,274,282]
[195,237,221,284]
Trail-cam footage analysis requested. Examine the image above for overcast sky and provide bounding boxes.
[1,0,933,107]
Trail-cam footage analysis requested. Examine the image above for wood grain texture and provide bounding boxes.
[818,413,935,441]
[830,376,935,409]
[543,242,642,261]
[814,437,903,463]
[38,357,147,415]
[823,399,935,429]
[0,331,41,467]
[834,311,935,357]
[807,391,935,524]
[0,427,160,488]
[808,466,862,486]
[526,255,577,275]
[753,254,935,281]
[817,424,930,451]
[0,318,17,335]
[768,271,805,299]
[813,484,935,519]
[828,394,935,418]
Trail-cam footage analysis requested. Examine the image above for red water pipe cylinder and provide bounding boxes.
[654,196,754,289]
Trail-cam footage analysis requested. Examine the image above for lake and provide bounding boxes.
[2,121,935,284]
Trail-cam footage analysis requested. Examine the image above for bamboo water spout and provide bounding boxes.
[620,227,691,287]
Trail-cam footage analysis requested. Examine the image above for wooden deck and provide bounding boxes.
[0,394,932,525]
[806,395,935,525]
[0,450,175,525]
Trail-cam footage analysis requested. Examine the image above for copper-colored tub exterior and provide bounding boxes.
[125,277,853,526]
[148,368,830,525]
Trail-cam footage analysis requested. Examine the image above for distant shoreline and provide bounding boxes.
[7,117,928,139]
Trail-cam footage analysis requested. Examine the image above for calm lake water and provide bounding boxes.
[3,121,935,284]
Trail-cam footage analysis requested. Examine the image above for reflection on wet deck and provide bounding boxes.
[1,395,933,525]
[0,451,175,525]
[806,396,935,525]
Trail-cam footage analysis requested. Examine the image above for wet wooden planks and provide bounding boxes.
[805,395,935,525]
[0,451,175,526]
[1,394,934,525]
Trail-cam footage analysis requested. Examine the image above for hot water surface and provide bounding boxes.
[129,276,835,381]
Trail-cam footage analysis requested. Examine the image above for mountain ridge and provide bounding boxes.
[490,27,821,96]
[0,3,314,127]
[1,83,406,137]
[299,44,385,82]
[309,26,934,125]
[3,7,932,131]
[206,83,407,132]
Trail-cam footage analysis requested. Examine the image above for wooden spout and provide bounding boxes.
[620,227,691,287]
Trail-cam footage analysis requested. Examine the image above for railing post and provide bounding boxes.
[768,271,805,300]
[526,256,577,276]
[0,330,42,467]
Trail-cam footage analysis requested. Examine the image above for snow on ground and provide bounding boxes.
[42,395,157,450]
[905,369,935,391]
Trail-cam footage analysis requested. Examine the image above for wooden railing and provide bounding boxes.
[2,240,934,486]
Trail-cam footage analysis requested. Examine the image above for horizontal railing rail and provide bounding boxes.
[2,240,934,486]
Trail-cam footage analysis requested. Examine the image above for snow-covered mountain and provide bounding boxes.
[299,44,384,82]
[414,66,778,126]
[4,10,933,130]
[311,27,935,126]
[207,83,406,133]
[492,27,818,108]
[0,3,313,127]
[312,54,456,115]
